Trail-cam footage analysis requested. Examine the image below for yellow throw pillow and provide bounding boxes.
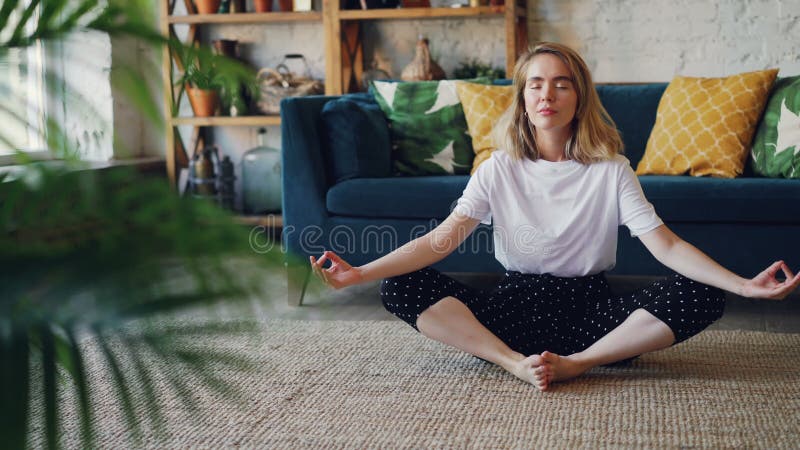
[455,82,514,174]
[636,69,778,178]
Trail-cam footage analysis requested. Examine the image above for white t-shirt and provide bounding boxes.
[453,151,663,277]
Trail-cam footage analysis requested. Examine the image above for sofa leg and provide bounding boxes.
[286,262,311,307]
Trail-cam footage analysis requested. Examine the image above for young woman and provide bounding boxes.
[309,42,800,391]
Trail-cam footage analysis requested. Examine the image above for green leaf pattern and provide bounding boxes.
[751,76,800,178]
[372,79,488,175]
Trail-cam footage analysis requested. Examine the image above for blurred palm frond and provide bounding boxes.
[0,1,283,448]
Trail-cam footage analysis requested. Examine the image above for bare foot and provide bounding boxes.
[538,351,592,389]
[507,354,553,391]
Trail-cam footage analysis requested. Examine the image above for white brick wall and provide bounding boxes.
[59,31,114,161]
[532,0,799,81]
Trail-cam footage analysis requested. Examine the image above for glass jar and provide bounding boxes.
[241,128,282,214]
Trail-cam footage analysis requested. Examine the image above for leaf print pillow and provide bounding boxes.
[371,78,489,176]
[751,75,800,178]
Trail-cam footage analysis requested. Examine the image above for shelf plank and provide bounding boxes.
[234,214,283,228]
[169,11,322,24]
[338,6,504,20]
[170,116,282,126]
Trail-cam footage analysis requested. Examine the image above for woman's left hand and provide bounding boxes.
[740,261,800,300]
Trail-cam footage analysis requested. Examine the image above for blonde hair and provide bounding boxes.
[495,42,623,164]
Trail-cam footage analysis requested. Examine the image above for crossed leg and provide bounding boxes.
[535,308,674,389]
[417,300,673,392]
[384,269,723,391]
[534,273,726,390]
[416,296,554,390]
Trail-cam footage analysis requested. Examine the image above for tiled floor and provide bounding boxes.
[256,273,800,333]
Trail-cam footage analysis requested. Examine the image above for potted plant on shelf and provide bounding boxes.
[173,44,257,117]
[453,58,505,80]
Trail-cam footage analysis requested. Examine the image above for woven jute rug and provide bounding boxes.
[42,320,800,448]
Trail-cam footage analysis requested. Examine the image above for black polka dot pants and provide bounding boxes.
[380,267,726,356]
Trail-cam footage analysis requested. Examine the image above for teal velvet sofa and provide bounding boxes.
[280,83,800,306]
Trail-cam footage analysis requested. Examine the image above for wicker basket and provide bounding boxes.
[256,64,324,115]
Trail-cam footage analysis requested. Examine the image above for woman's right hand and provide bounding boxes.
[310,250,364,290]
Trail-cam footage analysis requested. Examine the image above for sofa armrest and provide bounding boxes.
[280,95,339,257]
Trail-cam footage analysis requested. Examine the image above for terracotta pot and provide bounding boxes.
[278,0,293,11]
[254,0,272,12]
[186,87,219,117]
[194,0,222,14]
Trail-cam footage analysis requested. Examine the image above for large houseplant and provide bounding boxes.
[0,1,284,448]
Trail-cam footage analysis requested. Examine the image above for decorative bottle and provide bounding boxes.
[217,155,236,210]
[241,128,282,214]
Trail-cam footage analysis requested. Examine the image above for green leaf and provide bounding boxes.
[40,325,57,450]
[64,329,93,448]
[374,80,487,175]
[117,333,166,437]
[0,1,281,447]
[0,324,30,450]
[8,0,40,47]
[0,1,21,35]
[93,328,143,447]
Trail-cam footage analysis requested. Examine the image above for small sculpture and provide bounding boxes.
[401,38,446,81]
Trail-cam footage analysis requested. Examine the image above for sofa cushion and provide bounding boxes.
[320,93,392,183]
[751,75,800,178]
[327,176,468,219]
[456,82,514,174]
[371,78,489,176]
[639,175,800,223]
[327,173,800,224]
[636,69,779,178]
[595,84,667,168]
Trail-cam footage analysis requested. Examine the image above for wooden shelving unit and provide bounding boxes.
[167,11,322,24]
[169,115,282,126]
[160,0,322,188]
[324,1,527,95]
[337,6,505,20]
[161,0,527,225]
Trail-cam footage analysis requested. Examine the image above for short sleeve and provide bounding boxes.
[617,161,663,237]
[453,156,494,225]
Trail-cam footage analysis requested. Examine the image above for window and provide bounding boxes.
[0,2,47,164]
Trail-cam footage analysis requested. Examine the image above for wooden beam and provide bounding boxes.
[323,0,342,95]
[190,127,203,159]
[170,116,282,126]
[168,12,322,24]
[182,0,196,14]
[175,131,189,168]
[161,0,177,185]
[337,6,503,20]
[505,0,516,78]
[341,22,363,93]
